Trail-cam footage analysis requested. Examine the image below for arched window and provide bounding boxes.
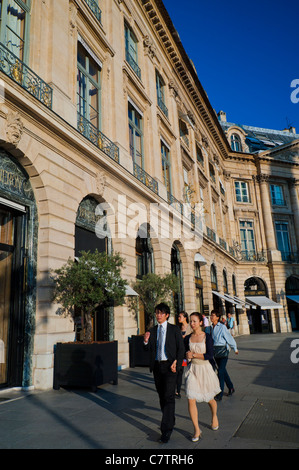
[232,274,237,296]
[223,269,228,294]
[210,264,218,291]
[231,134,242,152]
[171,244,184,313]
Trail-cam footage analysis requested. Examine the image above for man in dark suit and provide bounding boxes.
[144,302,185,443]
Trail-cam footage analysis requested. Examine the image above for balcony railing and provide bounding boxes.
[133,162,158,194]
[207,226,216,243]
[125,50,141,80]
[219,237,227,250]
[280,251,299,263]
[167,192,183,215]
[157,95,168,118]
[84,0,102,23]
[77,113,119,162]
[241,250,267,262]
[0,42,52,109]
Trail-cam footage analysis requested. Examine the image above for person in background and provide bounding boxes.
[175,312,192,398]
[227,312,235,336]
[144,303,185,443]
[184,312,221,441]
[208,310,239,401]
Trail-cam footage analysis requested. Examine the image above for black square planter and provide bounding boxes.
[53,341,118,392]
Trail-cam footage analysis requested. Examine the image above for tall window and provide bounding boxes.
[0,0,31,62]
[270,184,285,206]
[240,220,255,255]
[231,134,242,152]
[179,119,189,146]
[124,22,141,79]
[235,181,250,203]
[128,101,143,167]
[196,144,204,166]
[77,42,101,129]
[211,264,218,291]
[156,71,168,117]
[161,140,171,194]
[275,222,291,258]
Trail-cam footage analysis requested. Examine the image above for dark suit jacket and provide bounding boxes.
[144,322,185,372]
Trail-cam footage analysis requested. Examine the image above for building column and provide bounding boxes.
[289,178,299,250]
[255,174,280,261]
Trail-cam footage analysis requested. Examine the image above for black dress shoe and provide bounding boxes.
[175,392,181,399]
[214,394,222,401]
[228,388,235,396]
[159,431,171,443]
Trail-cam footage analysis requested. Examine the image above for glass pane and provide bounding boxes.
[0,250,13,385]
[6,1,25,59]
[0,209,14,245]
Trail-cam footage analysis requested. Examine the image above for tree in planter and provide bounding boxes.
[52,250,127,342]
[127,272,179,330]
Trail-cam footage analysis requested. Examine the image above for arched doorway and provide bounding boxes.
[244,277,271,333]
[0,151,37,388]
[135,223,154,333]
[286,276,299,331]
[75,196,112,341]
[171,243,184,314]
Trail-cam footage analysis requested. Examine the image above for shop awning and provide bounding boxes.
[286,295,299,304]
[223,293,245,309]
[194,253,207,266]
[245,296,283,309]
[125,285,139,296]
[212,290,227,302]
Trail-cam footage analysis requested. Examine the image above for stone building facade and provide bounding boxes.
[0,0,298,390]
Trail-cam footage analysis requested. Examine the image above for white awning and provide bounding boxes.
[245,296,283,309]
[286,295,299,304]
[194,253,207,266]
[125,285,139,296]
[223,294,244,309]
[212,291,227,301]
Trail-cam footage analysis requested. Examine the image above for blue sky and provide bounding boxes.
[162,0,299,133]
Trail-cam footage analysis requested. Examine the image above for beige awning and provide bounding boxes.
[125,285,139,296]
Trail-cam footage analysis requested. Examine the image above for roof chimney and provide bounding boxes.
[218,110,227,122]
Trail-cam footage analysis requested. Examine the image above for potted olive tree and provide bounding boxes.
[52,250,127,391]
[127,273,179,367]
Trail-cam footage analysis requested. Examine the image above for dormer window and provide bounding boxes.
[231,134,242,152]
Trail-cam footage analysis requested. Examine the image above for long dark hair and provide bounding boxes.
[190,312,204,323]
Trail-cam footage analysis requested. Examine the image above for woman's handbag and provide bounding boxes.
[213,345,229,358]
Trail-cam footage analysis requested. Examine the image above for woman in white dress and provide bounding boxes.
[184,312,221,441]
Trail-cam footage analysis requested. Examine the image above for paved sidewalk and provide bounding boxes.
[0,333,298,450]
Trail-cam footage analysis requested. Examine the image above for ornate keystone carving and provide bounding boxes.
[6,111,24,146]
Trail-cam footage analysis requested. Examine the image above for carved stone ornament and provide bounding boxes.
[96,171,107,197]
[143,35,157,59]
[69,2,78,35]
[6,111,24,146]
[252,174,269,184]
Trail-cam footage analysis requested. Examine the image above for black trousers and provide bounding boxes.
[153,360,177,434]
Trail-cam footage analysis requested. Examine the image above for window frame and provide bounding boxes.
[270,184,285,206]
[239,219,256,254]
[0,0,31,63]
[161,140,172,195]
[231,133,242,152]
[275,221,291,255]
[235,180,250,203]
[124,21,141,79]
[128,101,144,167]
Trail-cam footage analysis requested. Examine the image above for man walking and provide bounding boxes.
[144,303,185,443]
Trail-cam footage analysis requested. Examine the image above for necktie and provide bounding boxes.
[157,325,164,361]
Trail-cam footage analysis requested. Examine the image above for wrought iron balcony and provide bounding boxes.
[167,192,183,215]
[84,0,102,23]
[77,113,119,163]
[207,226,216,243]
[157,95,168,118]
[219,237,227,250]
[133,162,158,194]
[0,42,52,109]
[125,50,141,80]
[241,250,267,262]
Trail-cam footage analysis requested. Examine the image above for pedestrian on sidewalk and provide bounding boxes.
[227,312,235,336]
[175,311,192,399]
[144,302,185,443]
[184,312,221,441]
[207,310,239,401]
